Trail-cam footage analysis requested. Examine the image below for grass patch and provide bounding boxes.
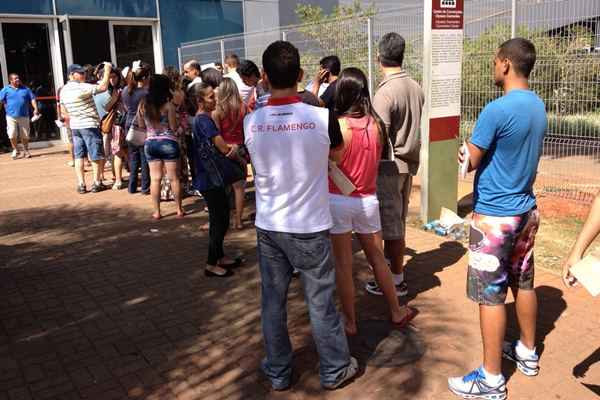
[536,216,586,273]
[408,211,598,275]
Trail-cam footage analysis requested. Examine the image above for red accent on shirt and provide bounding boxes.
[329,116,382,197]
[219,106,247,145]
[267,95,302,106]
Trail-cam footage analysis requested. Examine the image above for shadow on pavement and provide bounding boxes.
[404,241,467,302]
[582,383,600,397]
[574,347,600,381]
[503,285,567,380]
[0,204,467,399]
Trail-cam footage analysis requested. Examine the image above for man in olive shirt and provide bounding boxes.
[365,32,424,298]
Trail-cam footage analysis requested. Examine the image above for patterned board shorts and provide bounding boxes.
[467,207,540,305]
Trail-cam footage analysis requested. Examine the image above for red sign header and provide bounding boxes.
[432,0,464,30]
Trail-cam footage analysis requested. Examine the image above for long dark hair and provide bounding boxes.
[162,65,181,91]
[143,74,172,123]
[108,68,122,94]
[127,62,152,93]
[334,67,386,145]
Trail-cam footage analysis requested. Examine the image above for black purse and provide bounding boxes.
[193,135,244,190]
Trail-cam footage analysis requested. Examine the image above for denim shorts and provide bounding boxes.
[467,207,540,305]
[72,128,104,161]
[144,138,180,162]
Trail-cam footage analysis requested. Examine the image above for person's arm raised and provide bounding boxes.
[95,63,113,93]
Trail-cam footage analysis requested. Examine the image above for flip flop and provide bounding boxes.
[391,307,419,329]
[218,256,245,269]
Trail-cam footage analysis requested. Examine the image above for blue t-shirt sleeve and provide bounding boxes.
[206,118,219,139]
[27,88,36,102]
[470,102,500,150]
[0,88,6,103]
[193,115,220,141]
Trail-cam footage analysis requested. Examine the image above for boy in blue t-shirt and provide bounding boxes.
[448,38,547,400]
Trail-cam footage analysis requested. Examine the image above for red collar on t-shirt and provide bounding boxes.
[267,95,301,106]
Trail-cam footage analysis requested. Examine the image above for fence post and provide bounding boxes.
[367,17,374,98]
[177,47,183,72]
[220,39,226,67]
[282,30,287,41]
[511,0,517,38]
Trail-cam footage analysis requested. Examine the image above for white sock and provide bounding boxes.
[516,340,537,358]
[392,273,404,285]
[481,367,504,385]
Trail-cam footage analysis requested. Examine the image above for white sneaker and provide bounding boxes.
[502,340,539,376]
[448,367,507,399]
[11,149,19,159]
[24,151,31,159]
[322,357,358,390]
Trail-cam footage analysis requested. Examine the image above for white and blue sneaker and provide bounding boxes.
[448,367,507,399]
[502,340,540,376]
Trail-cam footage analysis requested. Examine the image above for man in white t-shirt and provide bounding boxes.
[244,41,357,392]
[224,54,253,102]
[183,60,202,89]
[60,63,111,194]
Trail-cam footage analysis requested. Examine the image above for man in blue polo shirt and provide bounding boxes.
[0,73,39,159]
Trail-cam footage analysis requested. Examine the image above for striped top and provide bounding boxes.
[60,81,101,130]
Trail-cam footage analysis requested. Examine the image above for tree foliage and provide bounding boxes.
[294,1,375,85]
[295,3,600,117]
[462,23,600,119]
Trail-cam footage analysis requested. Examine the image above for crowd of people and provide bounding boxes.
[3,29,599,400]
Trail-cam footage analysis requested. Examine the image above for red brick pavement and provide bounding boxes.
[0,146,599,400]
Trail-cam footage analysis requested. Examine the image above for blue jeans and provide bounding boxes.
[128,142,150,193]
[72,127,104,161]
[256,228,351,388]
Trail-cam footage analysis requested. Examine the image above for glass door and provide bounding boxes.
[0,21,59,141]
[110,23,156,70]
[69,20,112,68]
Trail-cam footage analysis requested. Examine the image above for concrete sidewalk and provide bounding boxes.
[0,146,598,400]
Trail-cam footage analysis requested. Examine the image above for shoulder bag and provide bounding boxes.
[195,136,245,189]
[126,104,147,146]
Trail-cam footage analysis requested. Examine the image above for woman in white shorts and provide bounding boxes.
[329,68,416,336]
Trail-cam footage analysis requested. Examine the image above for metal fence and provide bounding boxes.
[179,0,600,204]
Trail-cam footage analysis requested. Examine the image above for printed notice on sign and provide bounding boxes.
[425,0,464,139]
[430,29,463,118]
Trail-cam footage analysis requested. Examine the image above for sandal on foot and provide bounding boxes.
[392,307,419,329]
[218,257,245,269]
[204,267,234,278]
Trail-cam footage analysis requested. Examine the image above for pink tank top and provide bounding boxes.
[329,115,382,197]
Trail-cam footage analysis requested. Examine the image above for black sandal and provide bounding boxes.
[218,257,245,269]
